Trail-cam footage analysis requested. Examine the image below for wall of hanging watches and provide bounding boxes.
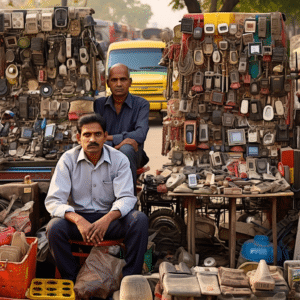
[161,12,293,195]
[0,7,105,161]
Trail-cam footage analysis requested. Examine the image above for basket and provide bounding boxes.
[27,278,75,300]
[0,237,37,298]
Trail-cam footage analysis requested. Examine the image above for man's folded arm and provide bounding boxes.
[113,100,149,146]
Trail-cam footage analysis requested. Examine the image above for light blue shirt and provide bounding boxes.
[45,144,137,218]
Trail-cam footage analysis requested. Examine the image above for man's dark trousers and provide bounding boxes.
[46,210,148,282]
[118,144,148,195]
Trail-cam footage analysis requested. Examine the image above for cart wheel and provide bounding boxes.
[148,209,186,252]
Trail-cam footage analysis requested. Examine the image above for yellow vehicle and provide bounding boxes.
[106,40,168,116]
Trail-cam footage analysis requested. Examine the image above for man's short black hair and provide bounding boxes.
[77,113,107,134]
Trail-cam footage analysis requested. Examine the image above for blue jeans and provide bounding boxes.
[46,210,148,282]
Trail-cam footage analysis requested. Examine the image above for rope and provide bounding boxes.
[178,37,194,77]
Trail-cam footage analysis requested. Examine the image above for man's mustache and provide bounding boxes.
[87,142,99,147]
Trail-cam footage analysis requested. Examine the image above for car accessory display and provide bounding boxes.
[0,6,104,161]
[162,12,292,191]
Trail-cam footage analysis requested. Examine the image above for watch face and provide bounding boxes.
[189,176,197,184]
[257,161,267,171]
[229,24,237,34]
[195,50,203,61]
[205,24,215,34]
[231,72,238,82]
[251,45,261,55]
[260,149,269,156]
[245,20,256,32]
[218,23,228,34]
[219,41,228,50]
[249,146,258,156]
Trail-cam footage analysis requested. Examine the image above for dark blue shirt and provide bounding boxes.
[94,93,149,148]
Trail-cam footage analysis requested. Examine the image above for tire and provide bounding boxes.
[148,209,186,252]
[137,191,147,215]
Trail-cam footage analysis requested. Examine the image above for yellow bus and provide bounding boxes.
[106,40,167,117]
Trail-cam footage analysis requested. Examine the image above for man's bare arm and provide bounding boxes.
[88,210,121,244]
[65,212,93,242]
[107,135,138,151]
[115,138,138,152]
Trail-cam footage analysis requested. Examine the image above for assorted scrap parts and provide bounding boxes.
[161,12,293,192]
[0,7,105,160]
[158,261,289,298]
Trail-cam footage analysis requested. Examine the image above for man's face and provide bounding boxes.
[107,65,132,98]
[77,122,108,156]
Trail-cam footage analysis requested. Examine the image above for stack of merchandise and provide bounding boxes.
[156,12,295,196]
[0,7,105,162]
[154,259,289,299]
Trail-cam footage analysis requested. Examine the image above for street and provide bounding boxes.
[144,117,169,175]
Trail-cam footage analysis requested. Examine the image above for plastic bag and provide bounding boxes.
[3,201,33,233]
[74,246,126,300]
[36,224,49,262]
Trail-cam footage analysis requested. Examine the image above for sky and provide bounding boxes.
[139,0,188,30]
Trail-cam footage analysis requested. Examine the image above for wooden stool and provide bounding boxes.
[55,239,125,279]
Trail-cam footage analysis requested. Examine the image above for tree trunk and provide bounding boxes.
[220,0,239,12]
[210,0,218,12]
[183,0,201,13]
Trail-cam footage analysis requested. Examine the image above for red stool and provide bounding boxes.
[55,239,125,279]
[137,165,150,175]
[137,165,150,193]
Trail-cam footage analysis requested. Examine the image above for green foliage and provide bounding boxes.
[88,0,153,29]
[169,0,185,10]
[237,0,300,24]
[170,0,300,24]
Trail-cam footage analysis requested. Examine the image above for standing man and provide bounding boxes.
[45,113,148,282]
[94,63,149,194]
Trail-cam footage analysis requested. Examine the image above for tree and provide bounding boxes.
[169,0,300,32]
[88,0,153,29]
[169,0,201,12]
[169,0,240,13]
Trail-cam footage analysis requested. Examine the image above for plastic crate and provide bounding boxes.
[27,279,75,300]
[0,237,38,299]
[0,298,27,300]
[144,248,153,272]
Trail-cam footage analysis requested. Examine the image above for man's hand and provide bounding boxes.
[115,138,138,152]
[65,212,93,242]
[87,210,121,245]
[87,217,111,245]
[76,218,94,242]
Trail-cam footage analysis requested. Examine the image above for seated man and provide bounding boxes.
[45,113,148,282]
[94,63,149,194]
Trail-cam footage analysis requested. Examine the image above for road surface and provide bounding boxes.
[144,117,169,175]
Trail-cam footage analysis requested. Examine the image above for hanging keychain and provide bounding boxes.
[79,31,90,64]
[263,96,274,121]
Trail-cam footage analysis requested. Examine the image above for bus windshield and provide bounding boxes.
[107,48,167,73]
